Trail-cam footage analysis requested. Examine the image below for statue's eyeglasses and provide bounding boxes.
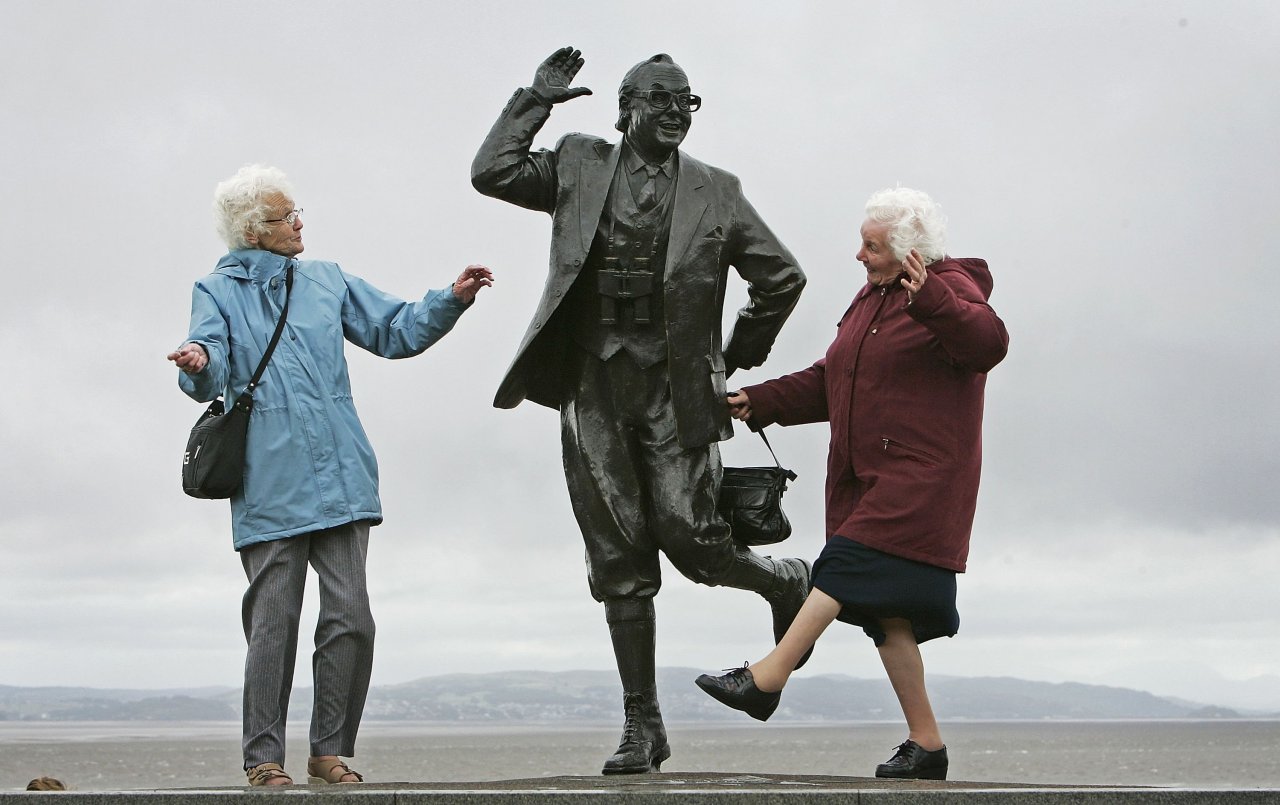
[632,90,702,112]
[262,209,303,227]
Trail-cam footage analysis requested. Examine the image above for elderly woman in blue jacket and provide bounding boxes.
[167,164,492,787]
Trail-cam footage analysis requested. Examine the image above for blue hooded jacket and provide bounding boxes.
[179,249,468,550]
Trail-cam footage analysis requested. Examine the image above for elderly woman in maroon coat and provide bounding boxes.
[696,187,1009,780]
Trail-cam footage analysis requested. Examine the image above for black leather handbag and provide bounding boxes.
[182,265,293,499]
[718,427,798,546]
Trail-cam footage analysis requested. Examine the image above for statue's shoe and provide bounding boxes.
[601,691,670,774]
[765,557,814,669]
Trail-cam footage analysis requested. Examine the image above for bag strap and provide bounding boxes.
[752,430,793,481]
[245,263,294,394]
[756,427,783,469]
[229,264,293,414]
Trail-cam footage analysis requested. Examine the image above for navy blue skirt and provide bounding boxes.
[810,536,959,646]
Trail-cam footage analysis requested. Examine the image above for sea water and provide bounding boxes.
[2,720,1277,791]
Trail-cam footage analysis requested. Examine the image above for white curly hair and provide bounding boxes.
[212,164,296,251]
[864,187,948,264]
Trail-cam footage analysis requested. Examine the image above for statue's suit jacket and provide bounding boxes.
[472,88,806,448]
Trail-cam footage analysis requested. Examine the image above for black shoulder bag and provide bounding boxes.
[718,426,798,546]
[182,265,293,499]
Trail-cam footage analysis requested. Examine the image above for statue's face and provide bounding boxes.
[623,63,691,159]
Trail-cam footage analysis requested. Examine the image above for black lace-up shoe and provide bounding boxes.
[875,740,949,780]
[601,691,670,774]
[694,665,781,721]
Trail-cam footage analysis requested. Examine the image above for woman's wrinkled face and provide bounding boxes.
[856,219,903,287]
[247,192,305,257]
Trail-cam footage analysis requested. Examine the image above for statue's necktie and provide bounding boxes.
[637,164,662,211]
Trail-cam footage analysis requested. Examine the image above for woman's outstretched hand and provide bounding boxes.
[452,264,495,304]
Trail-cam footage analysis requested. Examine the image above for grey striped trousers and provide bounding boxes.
[239,520,375,768]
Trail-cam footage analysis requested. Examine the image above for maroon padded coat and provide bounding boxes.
[743,257,1008,572]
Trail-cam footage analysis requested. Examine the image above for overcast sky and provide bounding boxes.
[2,1,1277,713]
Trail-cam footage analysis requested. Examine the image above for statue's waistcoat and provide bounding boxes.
[566,159,676,368]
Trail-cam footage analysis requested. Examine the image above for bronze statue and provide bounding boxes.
[472,47,809,774]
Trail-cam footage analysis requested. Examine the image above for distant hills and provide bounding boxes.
[1,669,1272,723]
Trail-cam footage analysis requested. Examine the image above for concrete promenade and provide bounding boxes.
[5,773,1278,803]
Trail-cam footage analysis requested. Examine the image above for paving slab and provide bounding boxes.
[5,772,1279,803]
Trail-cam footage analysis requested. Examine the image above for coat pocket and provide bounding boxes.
[879,436,944,467]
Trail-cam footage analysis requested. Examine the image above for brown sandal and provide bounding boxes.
[246,763,292,786]
[307,756,363,784]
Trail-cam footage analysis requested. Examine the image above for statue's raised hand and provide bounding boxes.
[531,46,592,104]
